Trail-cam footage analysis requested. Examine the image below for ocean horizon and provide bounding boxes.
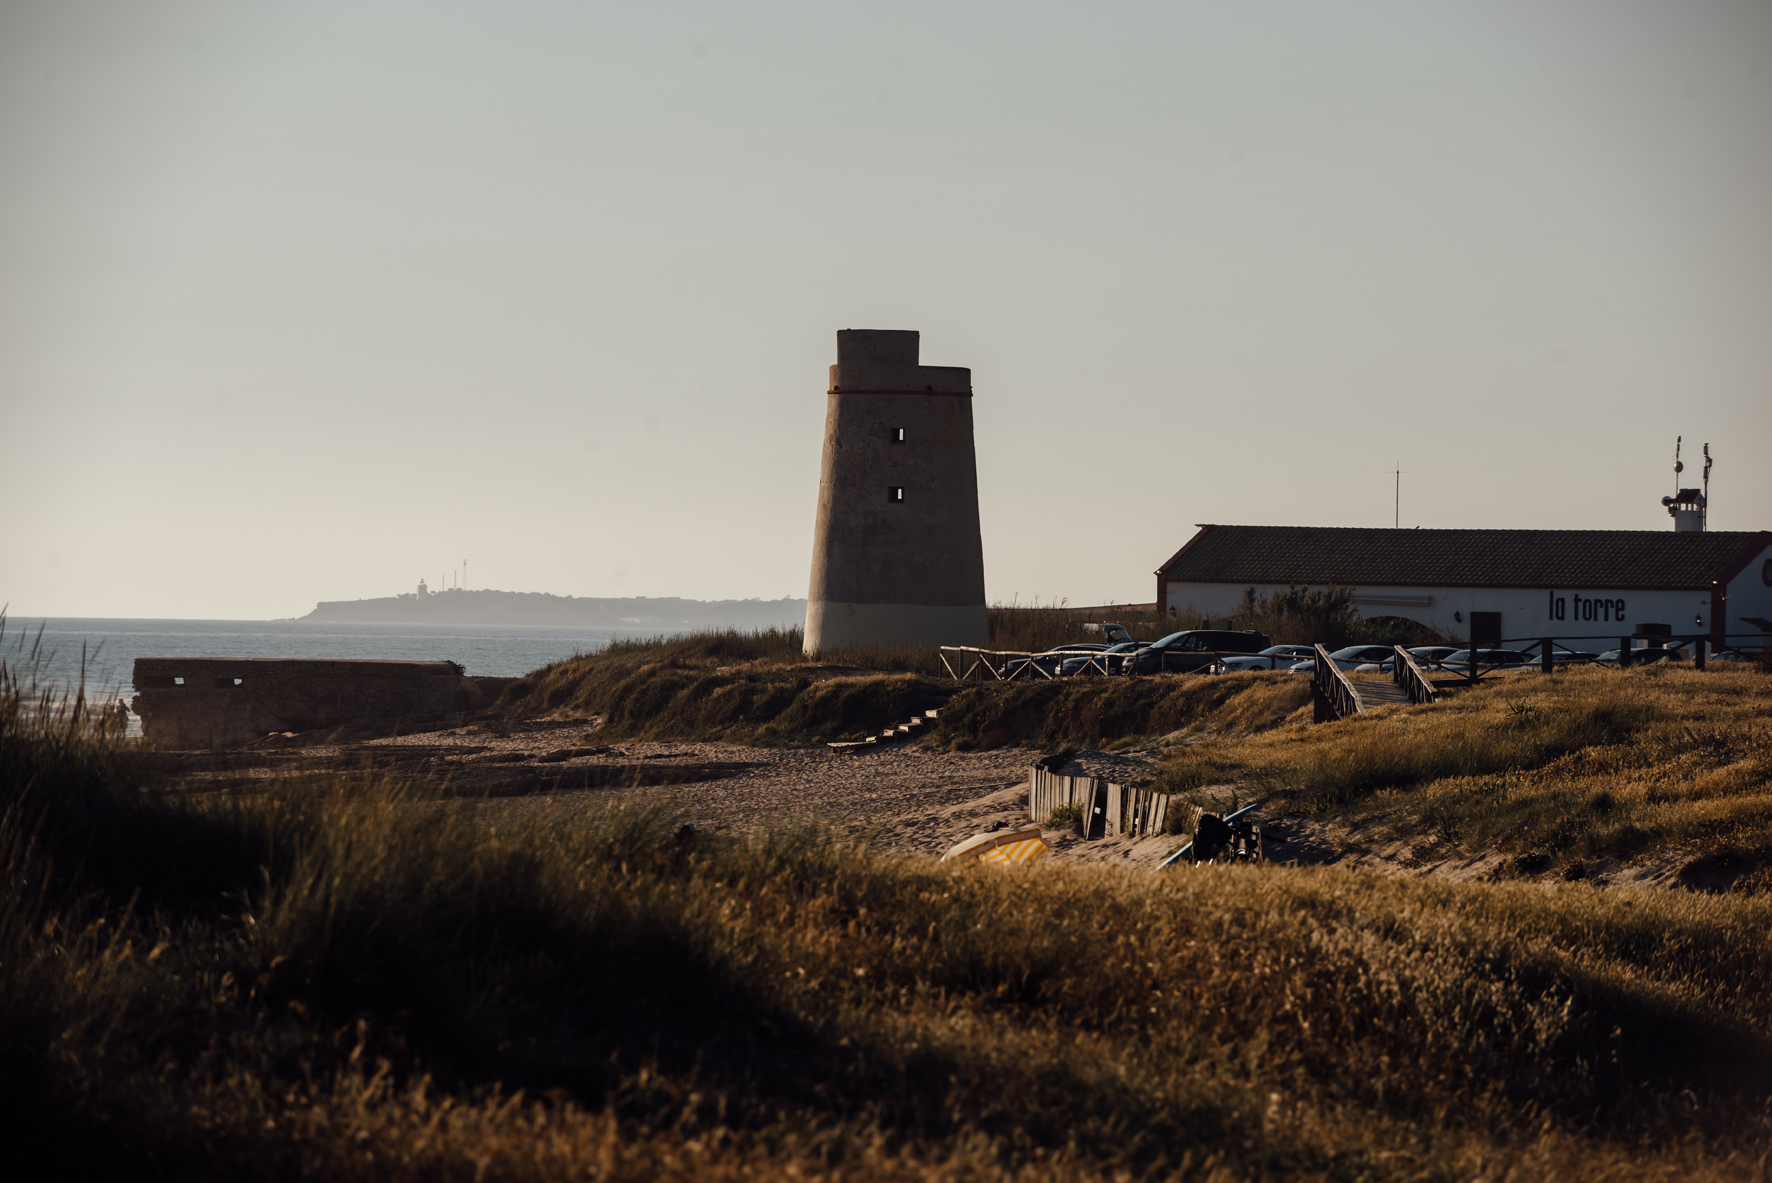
[1,617,722,711]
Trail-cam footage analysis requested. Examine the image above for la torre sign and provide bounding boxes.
[1547,591,1632,625]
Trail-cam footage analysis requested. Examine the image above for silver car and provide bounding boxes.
[1288,645,1398,674]
[1217,644,1316,672]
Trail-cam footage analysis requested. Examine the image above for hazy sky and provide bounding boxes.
[3,1,1769,619]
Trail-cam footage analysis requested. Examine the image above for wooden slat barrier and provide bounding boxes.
[943,646,1265,683]
[1392,645,1439,706]
[1028,766,1170,840]
[1311,643,1361,723]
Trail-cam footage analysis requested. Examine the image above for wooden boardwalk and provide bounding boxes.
[1313,645,1439,722]
[1350,679,1414,711]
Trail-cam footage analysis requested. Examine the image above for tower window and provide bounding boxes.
[890,427,906,444]
[887,486,904,503]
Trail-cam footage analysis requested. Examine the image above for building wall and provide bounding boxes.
[804,329,988,653]
[132,658,482,748]
[1723,544,1772,645]
[1163,580,1723,649]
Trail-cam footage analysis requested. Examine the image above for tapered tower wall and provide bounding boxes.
[804,330,988,654]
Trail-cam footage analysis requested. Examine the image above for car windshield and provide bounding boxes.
[1328,646,1375,660]
[1258,646,1301,656]
[1104,642,1139,652]
[1151,631,1190,648]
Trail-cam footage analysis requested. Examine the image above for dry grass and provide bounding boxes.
[6,651,1772,1180]
[1157,664,1772,883]
[935,673,1311,751]
[498,627,1313,748]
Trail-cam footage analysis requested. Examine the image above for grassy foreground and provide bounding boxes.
[5,675,1772,1179]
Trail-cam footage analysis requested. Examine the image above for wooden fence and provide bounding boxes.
[1392,645,1439,706]
[1028,766,1171,840]
[1310,643,1361,723]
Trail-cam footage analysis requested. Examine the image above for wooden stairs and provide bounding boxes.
[827,709,940,753]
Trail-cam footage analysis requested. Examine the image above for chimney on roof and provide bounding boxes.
[1660,437,1709,532]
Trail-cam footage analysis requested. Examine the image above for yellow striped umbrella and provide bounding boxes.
[976,835,1050,866]
[941,826,1051,866]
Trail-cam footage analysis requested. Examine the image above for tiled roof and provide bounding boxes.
[1158,526,1770,591]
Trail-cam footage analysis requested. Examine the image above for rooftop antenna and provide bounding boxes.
[1660,435,1708,531]
[1392,463,1409,528]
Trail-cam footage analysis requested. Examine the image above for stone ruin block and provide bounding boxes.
[131,658,488,749]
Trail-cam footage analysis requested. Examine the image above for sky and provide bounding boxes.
[2,0,1769,620]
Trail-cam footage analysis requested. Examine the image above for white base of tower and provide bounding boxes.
[803,600,987,654]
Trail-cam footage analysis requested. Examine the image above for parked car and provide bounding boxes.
[1438,648,1532,674]
[1084,622,1135,645]
[1001,643,1107,679]
[1288,645,1400,674]
[1350,645,1465,673]
[1059,641,1142,676]
[1402,645,1460,669]
[1536,649,1601,667]
[1129,630,1271,675]
[1217,644,1317,672]
[1594,644,1682,667]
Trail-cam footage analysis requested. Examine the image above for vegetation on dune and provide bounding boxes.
[497,626,954,745]
[498,625,1313,748]
[4,671,1771,1180]
[1158,664,1772,883]
[497,600,1447,745]
[936,674,1310,750]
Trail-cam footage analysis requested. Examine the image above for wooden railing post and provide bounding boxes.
[1391,645,1437,706]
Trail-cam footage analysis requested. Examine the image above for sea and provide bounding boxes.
[2,617,692,734]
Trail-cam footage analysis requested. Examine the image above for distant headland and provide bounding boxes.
[297,589,806,629]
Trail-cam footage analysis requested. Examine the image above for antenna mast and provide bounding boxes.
[1392,463,1409,528]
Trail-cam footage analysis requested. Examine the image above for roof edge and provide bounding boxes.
[1153,524,1215,577]
[1708,530,1772,587]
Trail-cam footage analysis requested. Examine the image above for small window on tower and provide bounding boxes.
[890,427,906,444]
[887,486,904,503]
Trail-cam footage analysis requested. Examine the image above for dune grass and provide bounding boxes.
[1156,663,1772,882]
[4,665,1771,1180]
[495,604,1435,746]
[498,625,1314,748]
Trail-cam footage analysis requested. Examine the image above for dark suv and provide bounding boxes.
[1130,629,1272,674]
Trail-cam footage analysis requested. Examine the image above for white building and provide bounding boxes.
[1155,526,1772,651]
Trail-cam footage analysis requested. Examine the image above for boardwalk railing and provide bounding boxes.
[1392,645,1438,706]
[940,646,1088,682]
[1028,765,1171,839]
[941,645,1253,683]
[1311,643,1361,723]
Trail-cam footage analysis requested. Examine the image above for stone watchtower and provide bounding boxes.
[804,329,988,654]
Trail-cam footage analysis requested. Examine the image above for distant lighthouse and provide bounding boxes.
[803,329,988,654]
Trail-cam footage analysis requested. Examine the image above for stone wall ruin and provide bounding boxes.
[131,658,489,749]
